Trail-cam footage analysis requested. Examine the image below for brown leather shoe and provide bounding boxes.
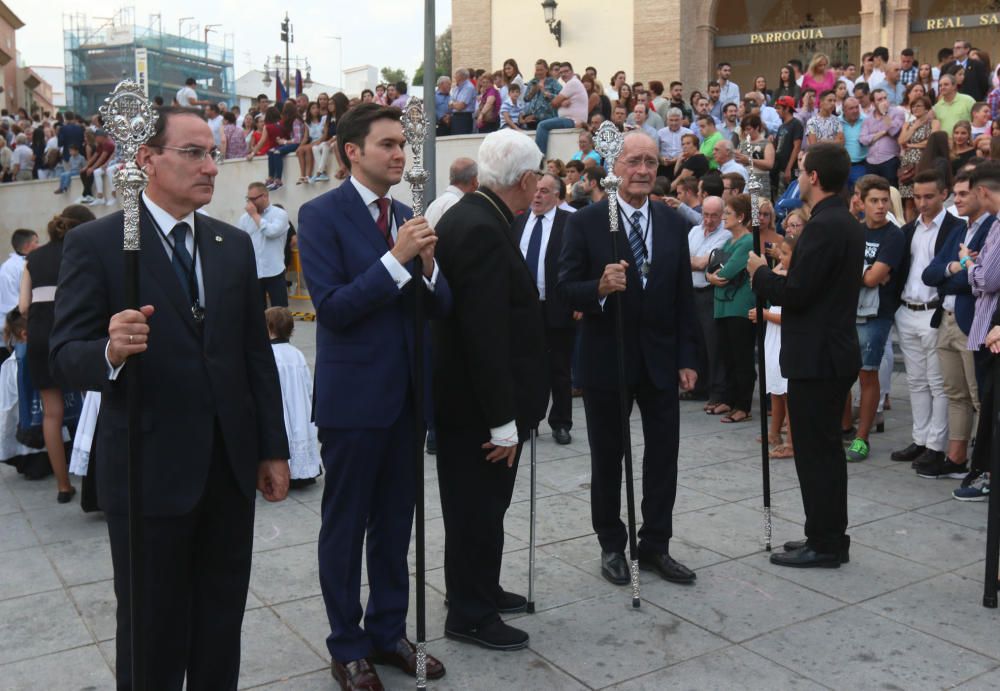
[331,658,384,691]
[371,637,446,680]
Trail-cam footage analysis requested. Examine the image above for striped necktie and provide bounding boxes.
[628,210,646,277]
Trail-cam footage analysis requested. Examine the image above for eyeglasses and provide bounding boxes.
[157,145,224,165]
[621,156,659,169]
[246,193,267,202]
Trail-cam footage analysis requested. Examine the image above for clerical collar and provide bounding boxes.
[475,186,514,225]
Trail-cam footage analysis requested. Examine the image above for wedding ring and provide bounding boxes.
[129,335,134,344]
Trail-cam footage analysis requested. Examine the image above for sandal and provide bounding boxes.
[756,433,783,445]
[721,410,752,424]
[771,445,795,459]
[706,403,732,416]
[296,177,308,185]
[703,400,720,412]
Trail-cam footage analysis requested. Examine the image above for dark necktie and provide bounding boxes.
[628,210,646,278]
[170,222,194,302]
[375,198,393,249]
[524,215,544,286]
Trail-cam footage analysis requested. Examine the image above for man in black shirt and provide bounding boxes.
[772,96,803,194]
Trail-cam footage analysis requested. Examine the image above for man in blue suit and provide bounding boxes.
[557,130,699,587]
[922,167,992,480]
[298,103,451,691]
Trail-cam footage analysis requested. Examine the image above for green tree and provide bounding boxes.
[413,26,452,85]
[380,67,408,85]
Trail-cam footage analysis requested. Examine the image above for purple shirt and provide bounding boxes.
[967,220,1000,349]
[859,106,905,164]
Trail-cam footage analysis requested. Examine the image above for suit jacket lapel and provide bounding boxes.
[340,182,393,257]
[138,209,199,337]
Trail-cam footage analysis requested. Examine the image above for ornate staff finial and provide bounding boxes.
[99,80,158,251]
[401,98,430,218]
[745,132,761,227]
[594,121,625,233]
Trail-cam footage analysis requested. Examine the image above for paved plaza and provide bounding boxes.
[1,320,999,689]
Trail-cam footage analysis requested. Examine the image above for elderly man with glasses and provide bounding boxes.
[237,181,291,307]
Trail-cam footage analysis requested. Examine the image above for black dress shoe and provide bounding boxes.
[57,487,76,504]
[331,658,384,690]
[552,427,572,445]
[496,590,527,613]
[371,637,446,680]
[425,431,437,455]
[601,551,630,585]
[891,442,926,462]
[445,619,529,651]
[770,545,841,569]
[782,539,849,563]
[637,550,696,584]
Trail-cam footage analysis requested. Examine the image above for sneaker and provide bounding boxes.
[105,197,117,206]
[265,181,278,191]
[916,456,969,479]
[315,172,329,182]
[81,195,95,204]
[845,438,869,462]
[953,471,990,501]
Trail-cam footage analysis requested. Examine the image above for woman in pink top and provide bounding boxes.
[802,53,836,96]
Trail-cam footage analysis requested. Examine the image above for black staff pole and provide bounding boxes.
[984,360,1000,608]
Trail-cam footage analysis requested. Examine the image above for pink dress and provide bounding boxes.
[802,70,836,96]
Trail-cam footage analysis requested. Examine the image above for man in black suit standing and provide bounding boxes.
[748,142,865,568]
[433,129,549,651]
[511,172,576,444]
[558,130,699,587]
[49,107,290,689]
[952,39,990,102]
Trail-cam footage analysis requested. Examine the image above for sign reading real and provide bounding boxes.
[922,14,1000,31]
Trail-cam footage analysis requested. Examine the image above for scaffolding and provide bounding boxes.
[63,8,235,115]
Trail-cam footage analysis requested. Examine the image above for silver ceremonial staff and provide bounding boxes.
[99,80,159,690]
[401,97,431,689]
[745,134,773,553]
[594,121,641,608]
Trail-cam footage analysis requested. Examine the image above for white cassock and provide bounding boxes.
[0,355,70,462]
[69,391,101,476]
[272,342,322,479]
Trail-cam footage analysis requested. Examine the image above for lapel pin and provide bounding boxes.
[214,235,223,243]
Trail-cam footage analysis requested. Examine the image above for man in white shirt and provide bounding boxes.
[535,61,588,155]
[686,197,730,401]
[0,229,38,316]
[237,182,290,307]
[892,172,952,470]
[657,108,692,172]
[206,103,224,148]
[714,140,749,183]
[175,78,209,108]
[424,158,477,228]
[716,62,741,109]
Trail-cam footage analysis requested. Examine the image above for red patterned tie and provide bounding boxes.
[376,198,393,249]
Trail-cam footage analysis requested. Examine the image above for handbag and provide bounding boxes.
[898,163,916,185]
[706,247,731,275]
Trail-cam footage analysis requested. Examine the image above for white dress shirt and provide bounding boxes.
[656,125,692,159]
[0,252,25,316]
[902,208,947,305]
[943,212,989,312]
[518,206,556,300]
[687,224,733,288]
[720,159,749,182]
[349,177,440,290]
[424,185,464,228]
[207,115,224,148]
[597,194,651,313]
[237,204,290,278]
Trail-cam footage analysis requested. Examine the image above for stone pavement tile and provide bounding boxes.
[238,607,328,688]
[529,453,594,494]
[850,512,985,569]
[44,535,113,587]
[859,573,1000,660]
[0,513,39,553]
[3,474,63,511]
[953,559,988,581]
[538,534,729,583]
[252,500,321,554]
[642,560,842,643]
[534,438,592,464]
[605,645,826,690]
[505,494,597,547]
[244,669,332,689]
[743,543,939,604]
[736,486,907,531]
[914,497,990,531]
[0,590,93,665]
[0,545,62,602]
[671,503,801,559]
[955,667,1000,689]
[678,431,764,467]
[745,606,996,689]
[677,457,800,503]
[847,466,959,510]
[518,592,728,689]
[23,504,108,545]
[0,645,116,689]
[70,579,117,643]
[250,542,322,606]
[0,479,19,516]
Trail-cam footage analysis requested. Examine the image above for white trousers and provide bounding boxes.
[313,141,329,173]
[895,305,949,451]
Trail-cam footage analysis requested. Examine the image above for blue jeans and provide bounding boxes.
[267,143,299,180]
[58,171,74,191]
[866,158,900,188]
[857,317,893,370]
[848,162,867,191]
[535,117,574,155]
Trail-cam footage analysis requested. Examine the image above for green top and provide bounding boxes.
[713,232,755,318]
[933,93,975,135]
[700,132,723,169]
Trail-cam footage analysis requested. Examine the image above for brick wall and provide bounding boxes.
[452,0,493,75]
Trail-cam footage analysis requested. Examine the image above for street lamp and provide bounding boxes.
[541,0,562,46]
[326,35,343,90]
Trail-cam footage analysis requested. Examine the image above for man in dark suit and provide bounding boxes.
[49,107,290,689]
[951,39,990,102]
[511,172,576,444]
[921,169,989,479]
[297,103,450,691]
[749,142,865,568]
[433,129,548,651]
[890,170,965,476]
[558,130,699,587]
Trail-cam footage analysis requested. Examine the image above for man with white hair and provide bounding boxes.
[449,68,477,135]
[656,108,692,174]
[714,139,748,183]
[425,157,478,227]
[558,130,699,588]
[433,129,549,651]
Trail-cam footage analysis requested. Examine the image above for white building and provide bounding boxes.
[235,69,340,113]
[342,65,378,97]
